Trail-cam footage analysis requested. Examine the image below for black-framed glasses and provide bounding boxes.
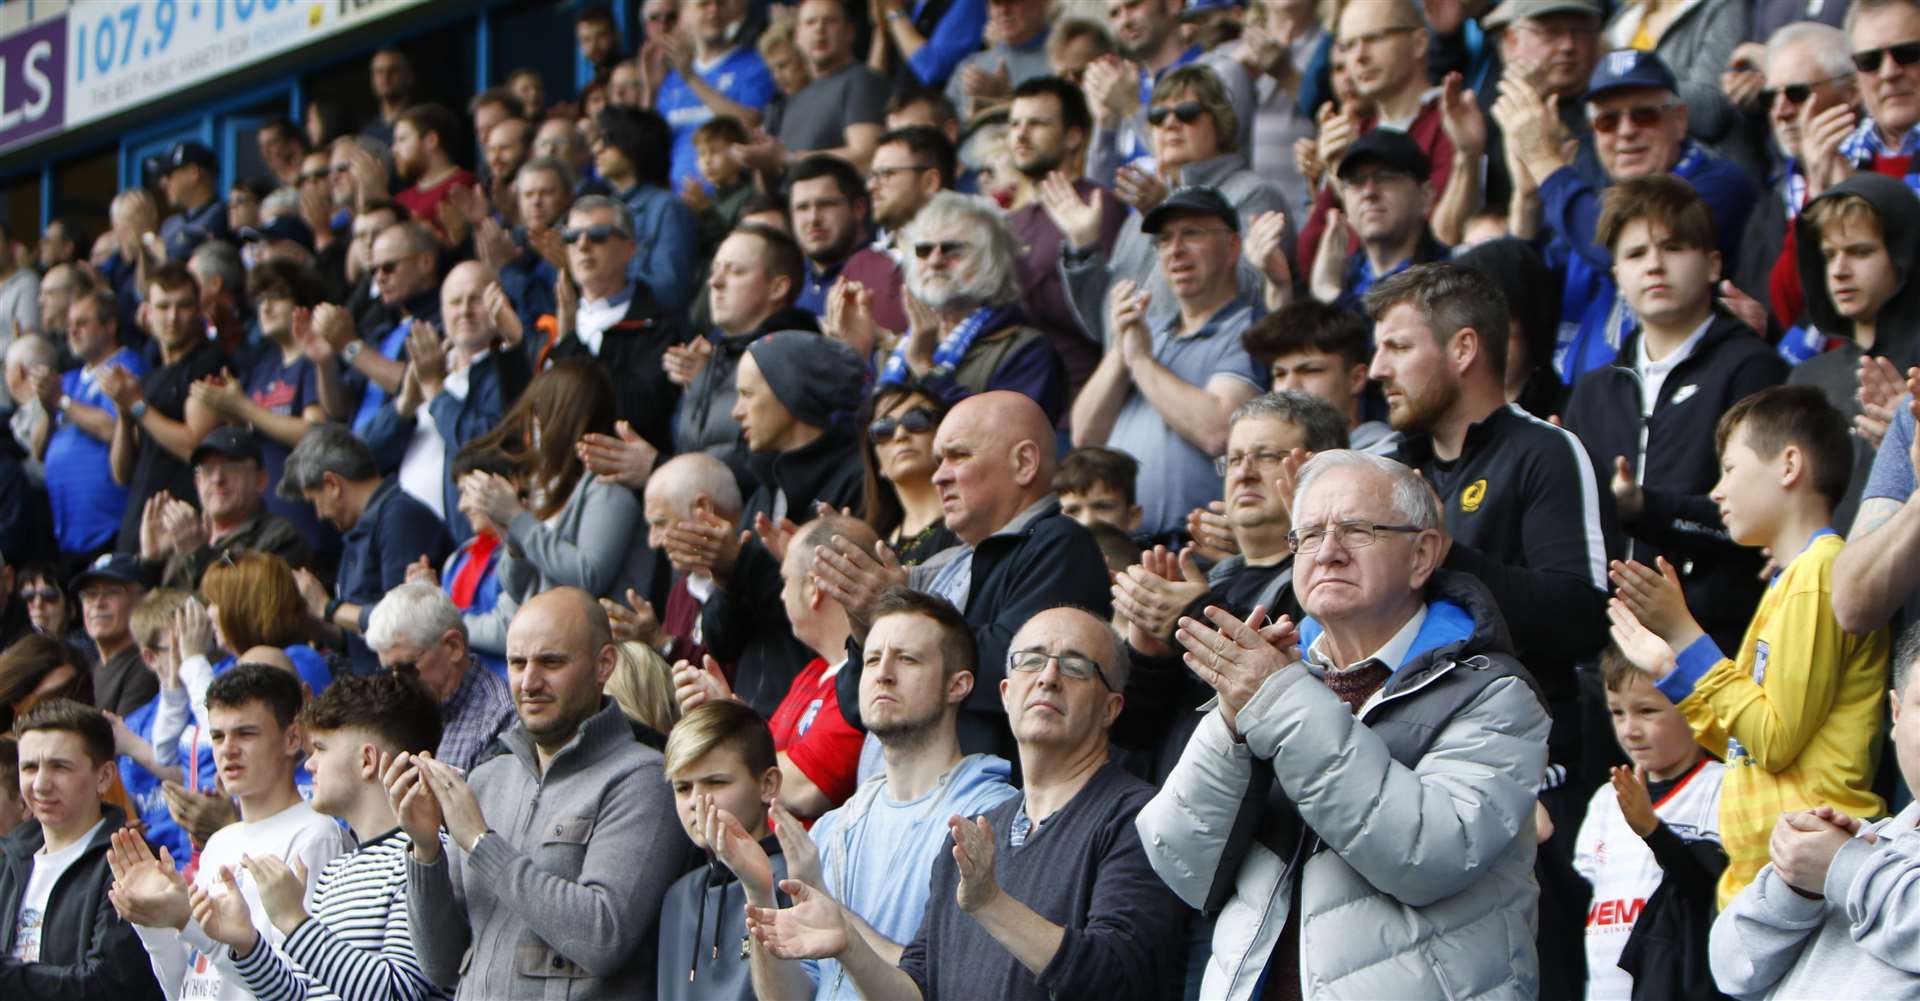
[17,588,59,603]
[1336,24,1417,53]
[869,406,938,442]
[870,164,934,183]
[1853,41,1920,74]
[1213,449,1288,477]
[1590,103,1673,133]
[1009,649,1114,690]
[913,240,970,261]
[562,223,627,245]
[1147,100,1207,127]
[1287,520,1424,555]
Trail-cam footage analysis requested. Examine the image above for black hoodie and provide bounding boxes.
[656,836,787,1001]
[1562,309,1787,653]
[1790,173,1920,531]
[0,806,164,1000]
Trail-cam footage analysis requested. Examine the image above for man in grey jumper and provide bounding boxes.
[1710,621,1920,999]
[387,587,690,1000]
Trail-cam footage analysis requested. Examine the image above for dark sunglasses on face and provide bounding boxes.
[373,259,406,275]
[1590,103,1670,133]
[562,223,626,245]
[1853,41,1920,74]
[869,406,938,442]
[298,170,329,184]
[1759,76,1849,107]
[1147,100,1207,127]
[913,240,970,260]
[18,588,59,603]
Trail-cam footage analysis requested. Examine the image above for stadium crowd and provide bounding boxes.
[6,0,1920,997]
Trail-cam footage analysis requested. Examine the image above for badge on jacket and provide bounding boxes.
[1460,479,1488,513]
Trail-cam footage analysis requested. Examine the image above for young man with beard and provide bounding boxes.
[109,664,351,1001]
[102,264,223,555]
[0,700,163,999]
[1006,77,1129,393]
[787,156,870,316]
[711,588,1018,1001]
[836,127,956,336]
[866,192,1067,423]
[187,673,446,1001]
[389,104,478,240]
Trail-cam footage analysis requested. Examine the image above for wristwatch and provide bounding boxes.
[56,394,71,413]
[323,596,343,623]
[341,340,365,365]
[127,400,148,422]
[886,8,906,20]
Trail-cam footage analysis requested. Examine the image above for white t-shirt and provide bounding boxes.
[9,818,107,962]
[1572,758,1724,1001]
[134,799,351,1000]
[398,353,479,520]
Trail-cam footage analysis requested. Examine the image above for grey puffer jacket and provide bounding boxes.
[1136,570,1550,999]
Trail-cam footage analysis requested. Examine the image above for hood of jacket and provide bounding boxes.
[1296,568,1528,699]
[743,422,863,520]
[713,306,822,358]
[1796,172,1920,365]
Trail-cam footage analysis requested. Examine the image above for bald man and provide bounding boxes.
[399,586,690,1001]
[363,259,530,541]
[640,452,744,668]
[815,391,1113,759]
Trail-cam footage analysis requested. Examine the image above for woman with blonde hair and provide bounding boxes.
[608,641,679,737]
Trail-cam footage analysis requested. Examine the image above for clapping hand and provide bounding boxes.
[1608,557,1703,650]
[106,828,189,929]
[576,419,659,489]
[672,654,734,714]
[601,588,661,646]
[701,794,774,901]
[381,752,446,864]
[745,879,851,960]
[807,536,907,637]
[1186,501,1238,560]
[1175,605,1300,734]
[241,852,313,936]
[1610,764,1658,838]
[949,814,1000,913]
[1036,172,1104,251]
[187,864,259,953]
[1113,545,1210,655]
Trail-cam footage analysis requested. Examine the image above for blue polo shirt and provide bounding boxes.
[45,347,148,555]
[659,47,777,191]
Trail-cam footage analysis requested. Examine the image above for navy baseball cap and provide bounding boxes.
[192,426,264,466]
[1336,129,1431,184]
[1142,186,1240,235]
[70,552,146,592]
[239,214,316,254]
[163,141,218,176]
[1586,49,1679,103]
[1181,0,1246,19]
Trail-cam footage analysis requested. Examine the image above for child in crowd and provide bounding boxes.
[1055,446,1142,534]
[1710,622,1920,998]
[1575,647,1726,1001]
[112,588,218,869]
[109,662,352,1000]
[687,117,759,253]
[659,700,789,1001]
[190,672,446,1001]
[1608,385,1889,909]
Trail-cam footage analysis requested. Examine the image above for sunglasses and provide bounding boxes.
[1590,103,1672,133]
[373,259,408,275]
[562,223,626,245]
[17,588,59,603]
[1759,76,1849,107]
[1853,41,1920,74]
[913,240,970,260]
[869,406,938,442]
[297,170,330,184]
[1147,100,1207,127]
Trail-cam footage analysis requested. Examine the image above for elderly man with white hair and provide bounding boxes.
[1136,449,1550,999]
[367,581,515,773]
[634,451,744,668]
[865,191,1067,423]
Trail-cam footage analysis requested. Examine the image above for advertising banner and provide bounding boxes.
[0,15,64,152]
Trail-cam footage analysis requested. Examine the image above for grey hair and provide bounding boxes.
[903,191,1021,308]
[644,452,744,519]
[1767,22,1855,81]
[277,423,379,499]
[1292,449,1442,531]
[515,155,578,195]
[570,194,635,238]
[1896,620,1920,697]
[1230,391,1352,453]
[260,186,302,220]
[365,583,467,652]
[188,240,245,295]
[5,332,56,372]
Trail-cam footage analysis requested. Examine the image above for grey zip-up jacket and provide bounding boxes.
[407,699,691,1000]
[1136,571,1548,999]
[1710,801,1920,999]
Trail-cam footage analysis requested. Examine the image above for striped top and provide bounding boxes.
[221,828,450,1001]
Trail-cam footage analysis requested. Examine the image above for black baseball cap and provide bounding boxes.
[163,141,218,176]
[192,426,264,466]
[239,214,316,254]
[70,552,146,592]
[1142,185,1240,235]
[1336,129,1431,184]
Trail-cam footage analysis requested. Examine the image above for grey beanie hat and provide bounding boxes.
[745,330,868,429]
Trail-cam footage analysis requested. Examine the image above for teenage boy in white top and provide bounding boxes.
[190,673,450,1001]
[106,663,351,1001]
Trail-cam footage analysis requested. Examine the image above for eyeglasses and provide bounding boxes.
[1150,226,1232,251]
[1336,24,1417,53]
[1287,520,1423,555]
[1213,449,1289,477]
[373,258,408,275]
[869,164,933,183]
[1147,100,1207,127]
[1589,103,1674,133]
[1852,41,1920,74]
[869,406,938,442]
[1008,649,1114,690]
[17,588,59,603]
[1759,76,1850,107]
[298,170,330,184]
[913,240,970,260]
[562,223,627,245]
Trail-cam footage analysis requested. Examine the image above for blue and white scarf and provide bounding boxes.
[876,304,1017,387]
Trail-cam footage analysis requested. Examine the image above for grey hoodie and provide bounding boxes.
[1709,801,1920,999]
